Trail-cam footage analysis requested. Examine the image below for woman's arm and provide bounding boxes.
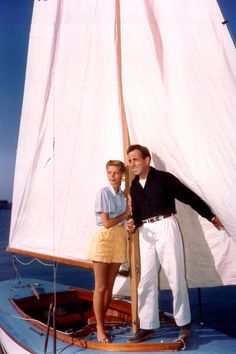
[100,201,131,229]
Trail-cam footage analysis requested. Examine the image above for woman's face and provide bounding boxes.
[106,165,123,191]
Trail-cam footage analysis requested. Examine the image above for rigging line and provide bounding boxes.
[174,337,186,350]
[41,0,65,353]
[51,4,58,354]
[0,308,83,337]
[57,344,74,354]
[12,254,23,284]
[13,254,54,267]
[0,311,48,325]
[52,262,57,353]
[44,302,53,354]
[52,8,59,354]
[52,63,57,354]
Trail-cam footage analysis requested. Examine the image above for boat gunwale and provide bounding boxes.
[8,287,184,352]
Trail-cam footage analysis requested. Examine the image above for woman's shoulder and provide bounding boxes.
[97,186,113,198]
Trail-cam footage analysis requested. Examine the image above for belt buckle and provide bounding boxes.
[150,217,157,223]
[143,214,172,224]
[146,216,158,223]
[145,215,166,223]
[143,215,166,223]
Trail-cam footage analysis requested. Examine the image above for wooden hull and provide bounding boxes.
[0,279,184,353]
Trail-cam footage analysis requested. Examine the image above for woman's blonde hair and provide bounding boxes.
[106,160,126,173]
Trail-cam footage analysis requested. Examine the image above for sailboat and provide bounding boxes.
[1,0,236,353]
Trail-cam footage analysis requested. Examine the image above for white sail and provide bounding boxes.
[9,0,236,288]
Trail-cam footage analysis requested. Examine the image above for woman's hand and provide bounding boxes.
[125,218,136,233]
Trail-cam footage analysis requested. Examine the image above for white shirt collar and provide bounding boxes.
[107,183,121,196]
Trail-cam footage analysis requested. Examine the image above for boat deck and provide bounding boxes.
[0,279,235,353]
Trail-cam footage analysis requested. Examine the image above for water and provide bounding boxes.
[0,209,94,289]
[0,210,12,278]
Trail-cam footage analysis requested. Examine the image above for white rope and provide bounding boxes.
[13,254,54,267]
[174,337,186,351]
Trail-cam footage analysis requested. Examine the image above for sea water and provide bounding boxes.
[0,209,94,289]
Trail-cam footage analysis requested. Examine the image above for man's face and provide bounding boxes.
[127,149,150,178]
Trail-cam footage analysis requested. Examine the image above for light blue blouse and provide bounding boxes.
[95,184,126,226]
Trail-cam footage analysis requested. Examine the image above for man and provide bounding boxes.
[125,144,223,343]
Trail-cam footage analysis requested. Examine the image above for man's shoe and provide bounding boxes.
[179,324,192,339]
[128,329,154,343]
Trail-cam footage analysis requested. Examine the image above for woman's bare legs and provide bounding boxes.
[104,263,120,312]
[93,261,120,341]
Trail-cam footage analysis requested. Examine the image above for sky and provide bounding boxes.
[0,0,236,202]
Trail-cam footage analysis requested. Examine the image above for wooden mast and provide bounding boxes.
[115,0,140,333]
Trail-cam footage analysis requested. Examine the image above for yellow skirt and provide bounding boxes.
[87,224,127,264]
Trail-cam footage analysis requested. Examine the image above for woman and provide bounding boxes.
[88,160,131,343]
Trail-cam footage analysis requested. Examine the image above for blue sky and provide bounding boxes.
[0,0,235,201]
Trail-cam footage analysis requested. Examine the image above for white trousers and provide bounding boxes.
[138,215,191,329]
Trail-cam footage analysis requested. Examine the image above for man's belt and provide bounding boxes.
[142,214,173,223]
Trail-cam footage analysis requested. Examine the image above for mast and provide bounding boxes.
[115,0,140,333]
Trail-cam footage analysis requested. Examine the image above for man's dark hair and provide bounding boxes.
[127,144,151,159]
